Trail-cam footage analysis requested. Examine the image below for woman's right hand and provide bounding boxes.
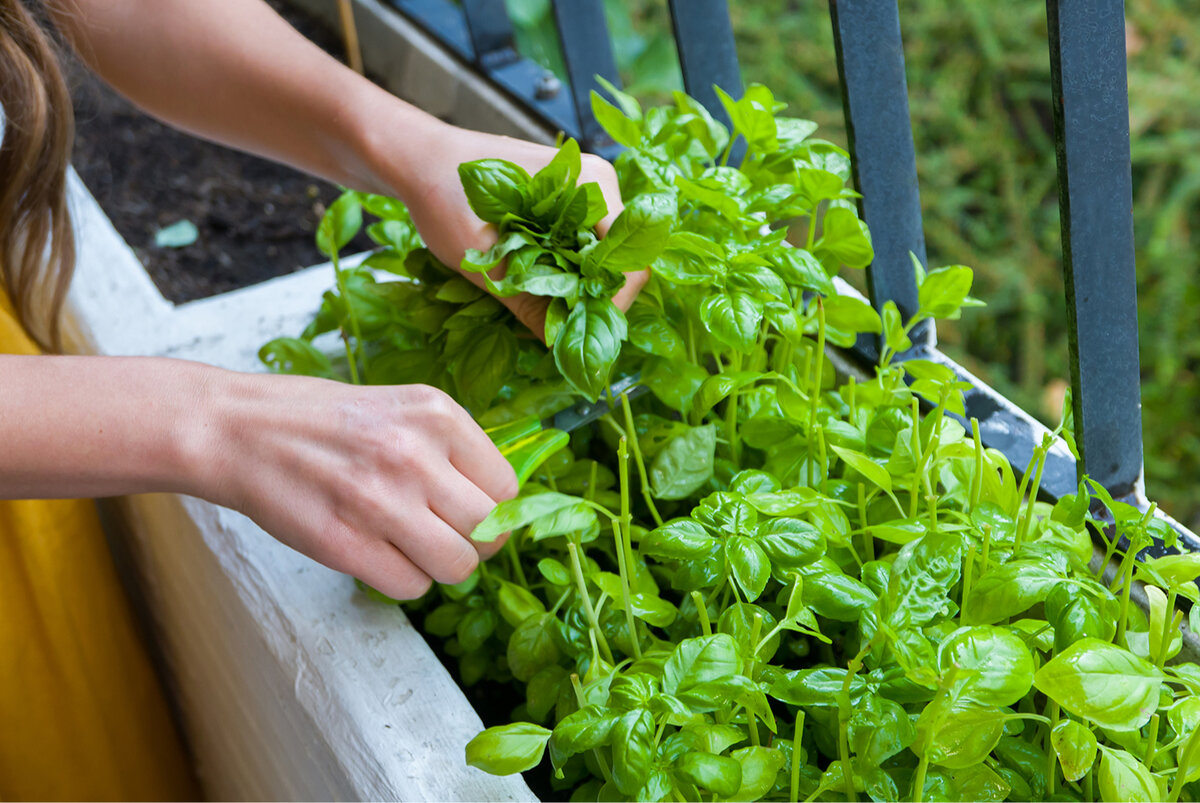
[194,371,518,600]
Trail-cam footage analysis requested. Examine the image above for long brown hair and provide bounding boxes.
[0,0,74,352]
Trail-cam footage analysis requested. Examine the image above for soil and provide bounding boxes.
[67,0,371,303]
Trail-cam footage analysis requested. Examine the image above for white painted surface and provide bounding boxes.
[64,173,535,802]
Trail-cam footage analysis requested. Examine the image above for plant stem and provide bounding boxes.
[1154,589,1179,668]
[567,540,614,665]
[1115,542,1137,646]
[330,250,366,384]
[1016,434,1051,548]
[1168,726,1200,801]
[621,393,663,526]
[857,483,875,562]
[506,537,528,588]
[970,418,984,511]
[691,590,712,637]
[1046,700,1060,796]
[807,300,826,487]
[1144,713,1160,768]
[790,712,805,803]
[980,524,992,577]
[961,542,976,625]
[909,397,923,518]
[837,637,874,802]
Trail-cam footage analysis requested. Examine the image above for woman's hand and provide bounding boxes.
[197,371,518,600]
[372,123,649,336]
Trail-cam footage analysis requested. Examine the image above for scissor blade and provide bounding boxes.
[549,373,647,433]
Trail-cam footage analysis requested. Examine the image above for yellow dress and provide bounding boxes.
[0,291,198,801]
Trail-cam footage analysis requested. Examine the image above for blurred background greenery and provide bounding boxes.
[495,0,1200,527]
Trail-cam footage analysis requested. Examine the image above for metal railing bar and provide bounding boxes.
[1046,0,1144,498]
[389,0,474,60]
[460,0,519,69]
[829,0,933,361]
[666,0,743,134]
[550,0,622,152]
[386,0,580,143]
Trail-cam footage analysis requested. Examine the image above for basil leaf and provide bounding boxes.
[471,491,591,543]
[457,159,530,224]
[700,289,764,350]
[1033,638,1163,730]
[465,721,551,775]
[1051,720,1098,782]
[552,298,627,400]
[649,424,717,500]
[587,192,676,272]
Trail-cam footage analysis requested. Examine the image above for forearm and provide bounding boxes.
[52,0,440,202]
[0,355,233,499]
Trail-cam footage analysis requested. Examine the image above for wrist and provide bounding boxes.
[343,83,455,205]
[172,364,260,508]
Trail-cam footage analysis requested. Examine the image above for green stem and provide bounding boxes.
[506,537,527,588]
[1016,435,1051,548]
[1168,726,1200,801]
[1046,700,1060,796]
[909,397,923,518]
[980,524,992,577]
[837,638,874,802]
[807,300,827,487]
[961,542,976,625]
[857,483,875,562]
[621,393,663,527]
[692,590,713,637]
[569,673,614,784]
[970,418,984,511]
[331,251,366,384]
[1154,589,1180,668]
[1115,544,1138,646]
[567,540,614,665]
[790,712,805,803]
[1144,714,1160,769]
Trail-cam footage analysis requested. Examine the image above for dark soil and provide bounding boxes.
[66,0,370,303]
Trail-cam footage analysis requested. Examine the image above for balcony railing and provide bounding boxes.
[382,0,1199,557]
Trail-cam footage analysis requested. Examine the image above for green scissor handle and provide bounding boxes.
[484,415,570,487]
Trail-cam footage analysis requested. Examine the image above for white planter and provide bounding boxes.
[65,173,535,802]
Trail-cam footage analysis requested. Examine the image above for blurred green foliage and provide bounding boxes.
[505,0,1200,526]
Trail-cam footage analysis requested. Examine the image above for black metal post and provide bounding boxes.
[829,0,932,359]
[550,0,622,152]
[666,0,742,129]
[1046,0,1143,497]
[460,0,519,69]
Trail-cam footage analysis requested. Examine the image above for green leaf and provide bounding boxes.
[454,324,517,411]
[497,580,546,627]
[591,90,642,147]
[885,532,964,627]
[1033,638,1163,730]
[258,337,334,378]
[457,160,530,224]
[918,265,976,320]
[1051,720,1098,782]
[612,709,655,795]
[727,746,785,802]
[1097,747,1166,803]
[726,536,770,602]
[663,634,740,696]
[755,518,825,569]
[822,295,883,347]
[465,721,551,775]
[507,612,561,683]
[937,625,1035,707]
[700,289,764,350]
[642,518,719,560]
[830,445,892,493]
[649,424,717,500]
[768,246,834,295]
[675,752,742,798]
[471,491,591,543]
[549,704,619,769]
[816,207,873,268]
[966,560,1064,624]
[316,190,363,257]
[553,298,627,400]
[915,698,1006,769]
[587,192,676,272]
